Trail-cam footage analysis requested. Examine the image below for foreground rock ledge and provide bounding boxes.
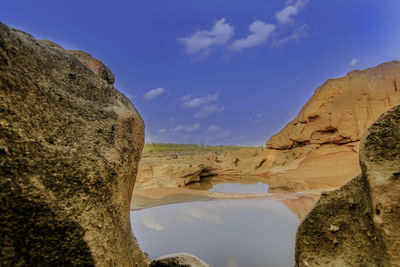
[150,253,210,267]
[0,23,147,266]
[295,105,400,266]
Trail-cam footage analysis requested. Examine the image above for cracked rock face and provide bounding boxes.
[267,61,400,150]
[295,105,400,266]
[0,23,147,266]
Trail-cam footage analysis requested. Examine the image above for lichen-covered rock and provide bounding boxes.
[0,23,147,266]
[150,253,210,267]
[295,105,400,266]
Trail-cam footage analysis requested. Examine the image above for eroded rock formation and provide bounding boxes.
[295,105,400,266]
[264,62,400,188]
[136,62,400,192]
[136,149,269,189]
[268,61,400,150]
[0,23,147,266]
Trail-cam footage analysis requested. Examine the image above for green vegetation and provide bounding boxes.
[143,143,258,155]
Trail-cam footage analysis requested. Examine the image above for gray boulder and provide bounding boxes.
[0,23,147,266]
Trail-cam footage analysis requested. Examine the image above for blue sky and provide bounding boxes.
[2,0,400,145]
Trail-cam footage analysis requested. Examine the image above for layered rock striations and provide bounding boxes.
[0,23,147,266]
[136,148,271,189]
[295,105,400,266]
[267,61,400,150]
[263,61,400,189]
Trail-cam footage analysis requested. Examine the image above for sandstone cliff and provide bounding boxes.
[295,105,400,266]
[268,61,400,149]
[262,61,400,190]
[136,62,400,192]
[0,23,147,266]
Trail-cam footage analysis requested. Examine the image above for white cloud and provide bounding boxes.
[206,124,222,133]
[158,128,167,134]
[194,105,225,118]
[143,87,167,101]
[180,94,219,109]
[180,18,234,57]
[249,113,264,124]
[349,58,359,66]
[173,123,200,132]
[273,24,307,46]
[141,216,166,231]
[179,94,192,102]
[276,0,309,24]
[230,21,276,51]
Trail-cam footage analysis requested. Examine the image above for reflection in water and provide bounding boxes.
[187,177,269,194]
[209,182,269,194]
[131,198,299,267]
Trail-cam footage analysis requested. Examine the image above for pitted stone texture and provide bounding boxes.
[0,23,147,266]
[295,105,400,266]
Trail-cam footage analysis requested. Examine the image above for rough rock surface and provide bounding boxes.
[0,23,147,266]
[268,61,400,150]
[295,105,400,266]
[263,61,400,187]
[136,149,270,189]
[39,39,115,85]
[150,253,210,267]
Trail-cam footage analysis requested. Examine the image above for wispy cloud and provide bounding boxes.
[273,24,307,46]
[206,124,222,134]
[179,94,192,102]
[169,116,180,124]
[173,123,201,132]
[180,94,219,108]
[143,87,167,101]
[230,21,276,52]
[180,18,234,57]
[194,105,225,118]
[158,128,167,134]
[249,113,264,124]
[348,58,359,66]
[275,0,309,24]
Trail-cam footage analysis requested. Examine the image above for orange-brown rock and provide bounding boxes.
[267,61,400,150]
[263,61,400,190]
[136,149,271,189]
[295,104,400,266]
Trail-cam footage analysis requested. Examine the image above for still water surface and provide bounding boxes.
[130,196,299,267]
[187,176,270,194]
